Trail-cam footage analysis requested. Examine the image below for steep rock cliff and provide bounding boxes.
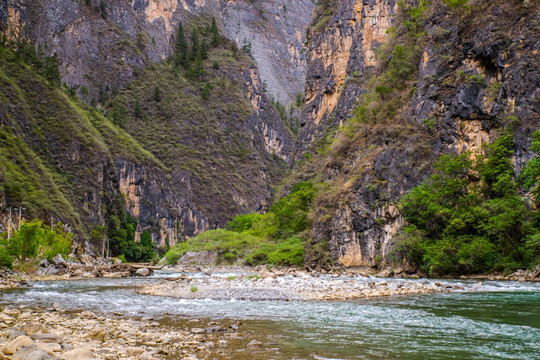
[0,0,306,249]
[299,0,539,268]
[298,0,399,153]
[1,0,313,105]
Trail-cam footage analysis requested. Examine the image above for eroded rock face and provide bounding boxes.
[0,0,304,247]
[298,0,400,153]
[302,0,540,267]
[1,0,313,106]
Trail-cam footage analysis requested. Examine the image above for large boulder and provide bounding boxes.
[12,346,55,360]
[135,268,150,277]
[85,329,106,342]
[62,348,96,360]
[3,335,34,355]
[52,254,66,266]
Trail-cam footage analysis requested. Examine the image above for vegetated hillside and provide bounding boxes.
[290,0,540,273]
[0,42,164,252]
[105,18,292,233]
[0,13,293,255]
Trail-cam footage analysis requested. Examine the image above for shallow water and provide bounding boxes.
[1,272,538,359]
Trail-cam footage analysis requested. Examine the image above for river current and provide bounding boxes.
[0,271,538,359]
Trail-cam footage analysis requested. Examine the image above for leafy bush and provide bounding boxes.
[108,215,156,262]
[266,236,305,267]
[5,220,72,261]
[521,130,540,203]
[443,0,469,9]
[396,134,540,275]
[163,183,316,267]
[41,223,73,262]
[0,246,13,270]
[165,250,180,265]
[7,221,41,259]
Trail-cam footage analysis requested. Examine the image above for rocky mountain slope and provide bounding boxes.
[1,0,539,267]
[1,0,313,105]
[297,0,539,268]
[0,0,312,250]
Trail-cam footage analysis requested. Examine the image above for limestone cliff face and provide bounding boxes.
[0,0,303,248]
[1,0,312,105]
[298,0,399,153]
[301,0,540,268]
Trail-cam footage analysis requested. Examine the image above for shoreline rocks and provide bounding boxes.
[0,306,264,359]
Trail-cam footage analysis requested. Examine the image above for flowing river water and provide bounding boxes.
[0,271,539,359]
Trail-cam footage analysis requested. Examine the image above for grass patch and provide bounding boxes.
[163,182,317,266]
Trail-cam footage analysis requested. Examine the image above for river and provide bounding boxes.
[1,271,538,359]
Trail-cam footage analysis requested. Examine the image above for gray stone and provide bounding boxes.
[52,254,66,266]
[135,268,150,277]
[62,348,96,360]
[247,340,262,348]
[30,333,63,343]
[12,346,54,360]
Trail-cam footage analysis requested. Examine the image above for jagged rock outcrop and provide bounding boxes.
[1,0,313,105]
[298,0,400,153]
[0,0,308,248]
[301,0,539,268]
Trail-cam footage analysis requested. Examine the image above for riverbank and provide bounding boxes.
[1,270,539,359]
[1,257,539,294]
[0,304,266,360]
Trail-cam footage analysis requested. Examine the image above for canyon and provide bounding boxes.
[1,0,539,267]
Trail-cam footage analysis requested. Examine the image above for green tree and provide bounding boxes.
[396,134,540,275]
[7,220,41,259]
[0,246,13,270]
[111,102,127,128]
[201,82,211,100]
[201,40,208,60]
[134,99,142,118]
[43,54,61,85]
[522,130,540,203]
[210,17,220,47]
[187,52,205,81]
[190,28,200,60]
[153,85,161,102]
[174,21,189,68]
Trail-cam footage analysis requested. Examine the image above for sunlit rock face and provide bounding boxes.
[301,0,539,267]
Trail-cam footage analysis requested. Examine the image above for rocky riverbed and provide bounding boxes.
[138,267,474,301]
[0,305,267,360]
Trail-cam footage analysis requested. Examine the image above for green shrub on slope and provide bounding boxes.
[396,134,540,275]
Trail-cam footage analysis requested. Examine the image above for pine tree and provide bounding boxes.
[201,40,208,60]
[210,17,220,47]
[190,28,199,60]
[134,99,142,118]
[188,52,205,82]
[153,86,161,102]
[201,83,211,100]
[174,21,188,68]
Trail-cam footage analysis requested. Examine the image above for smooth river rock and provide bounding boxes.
[3,335,34,355]
[135,268,150,277]
[62,348,96,360]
